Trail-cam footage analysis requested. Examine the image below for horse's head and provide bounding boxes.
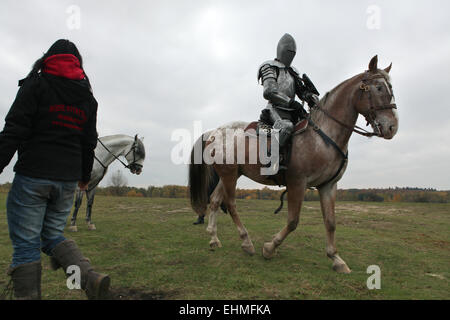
[354,55,399,139]
[124,134,146,175]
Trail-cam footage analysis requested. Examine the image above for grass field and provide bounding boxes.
[0,193,448,300]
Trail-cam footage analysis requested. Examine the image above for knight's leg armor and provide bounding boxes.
[267,106,294,171]
[273,119,294,148]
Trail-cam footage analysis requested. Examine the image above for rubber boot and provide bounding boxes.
[7,260,42,300]
[50,239,110,300]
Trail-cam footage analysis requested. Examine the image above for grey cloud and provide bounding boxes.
[0,0,449,190]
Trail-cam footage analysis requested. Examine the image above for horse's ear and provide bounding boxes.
[368,55,378,72]
[384,63,392,74]
[134,134,138,141]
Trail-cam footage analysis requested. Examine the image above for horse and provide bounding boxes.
[188,55,398,273]
[68,134,146,231]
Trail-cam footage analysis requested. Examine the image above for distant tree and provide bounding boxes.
[109,169,128,196]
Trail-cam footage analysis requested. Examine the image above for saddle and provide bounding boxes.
[244,118,308,136]
[244,118,308,186]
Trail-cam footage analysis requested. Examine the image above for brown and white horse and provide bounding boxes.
[189,56,398,273]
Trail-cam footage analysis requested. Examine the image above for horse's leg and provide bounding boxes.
[318,183,351,273]
[206,180,224,249]
[263,180,306,259]
[221,172,255,256]
[68,189,83,232]
[86,189,97,231]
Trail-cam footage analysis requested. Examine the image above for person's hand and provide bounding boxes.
[306,93,319,108]
[78,181,89,191]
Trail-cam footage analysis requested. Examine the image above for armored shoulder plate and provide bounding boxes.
[257,59,286,83]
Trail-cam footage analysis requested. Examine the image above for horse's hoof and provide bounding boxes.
[209,239,222,250]
[87,224,96,231]
[241,243,255,256]
[262,242,275,259]
[68,225,78,232]
[333,262,352,274]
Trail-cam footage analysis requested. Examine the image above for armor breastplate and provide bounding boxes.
[276,68,296,100]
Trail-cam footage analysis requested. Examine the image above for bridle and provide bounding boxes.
[358,72,397,136]
[313,72,397,138]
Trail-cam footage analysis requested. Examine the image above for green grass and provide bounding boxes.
[0,194,448,300]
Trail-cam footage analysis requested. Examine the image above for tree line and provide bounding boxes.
[100,186,450,203]
[0,182,447,203]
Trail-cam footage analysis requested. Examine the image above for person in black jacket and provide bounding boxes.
[0,39,109,300]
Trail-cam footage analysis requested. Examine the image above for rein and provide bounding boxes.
[313,106,377,137]
[96,137,139,170]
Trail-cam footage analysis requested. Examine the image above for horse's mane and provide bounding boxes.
[136,138,146,159]
[316,69,391,109]
[317,73,363,109]
[312,69,391,125]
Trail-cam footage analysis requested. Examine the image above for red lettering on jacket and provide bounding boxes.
[49,104,86,131]
[51,121,82,131]
[49,104,65,112]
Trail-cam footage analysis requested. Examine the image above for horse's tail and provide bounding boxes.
[189,133,217,215]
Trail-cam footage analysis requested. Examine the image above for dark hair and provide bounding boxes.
[28,39,84,77]
[27,39,92,91]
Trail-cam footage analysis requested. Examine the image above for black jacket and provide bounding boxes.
[0,72,98,183]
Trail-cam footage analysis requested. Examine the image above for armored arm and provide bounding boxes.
[259,64,292,108]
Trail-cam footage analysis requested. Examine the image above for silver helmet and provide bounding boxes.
[276,33,296,67]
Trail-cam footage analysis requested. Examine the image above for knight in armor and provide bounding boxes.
[258,33,320,171]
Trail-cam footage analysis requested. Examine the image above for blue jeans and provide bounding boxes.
[6,173,77,268]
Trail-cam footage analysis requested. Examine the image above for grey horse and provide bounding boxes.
[68,134,146,231]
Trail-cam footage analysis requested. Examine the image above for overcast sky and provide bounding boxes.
[0,0,449,190]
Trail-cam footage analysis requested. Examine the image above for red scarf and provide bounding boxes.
[43,54,85,80]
